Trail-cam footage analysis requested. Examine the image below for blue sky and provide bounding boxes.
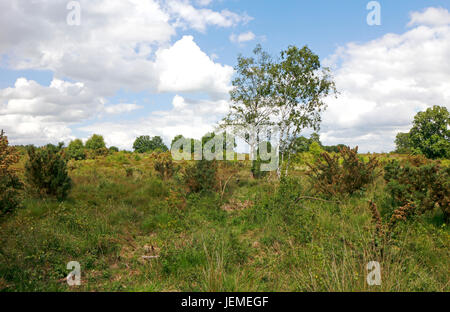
[0,0,449,152]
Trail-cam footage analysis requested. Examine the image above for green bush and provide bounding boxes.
[85,134,106,150]
[384,157,449,220]
[154,152,174,180]
[0,130,23,216]
[25,144,72,201]
[184,159,218,193]
[66,139,85,160]
[306,146,379,197]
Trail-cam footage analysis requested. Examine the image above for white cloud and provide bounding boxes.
[0,78,104,145]
[0,78,143,145]
[0,1,240,145]
[0,1,241,96]
[167,0,252,32]
[195,0,213,6]
[155,36,233,96]
[408,7,450,27]
[104,103,143,114]
[230,31,256,43]
[322,8,450,152]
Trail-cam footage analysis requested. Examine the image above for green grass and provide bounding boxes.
[0,154,448,292]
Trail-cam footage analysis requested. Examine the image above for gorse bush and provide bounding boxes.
[0,130,22,216]
[25,144,72,201]
[184,159,218,193]
[384,157,449,220]
[154,152,174,180]
[306,146,379,197]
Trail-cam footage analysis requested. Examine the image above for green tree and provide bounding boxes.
[170,135,201,155]
[308,141,323,159]
[408,106,449,159]
[201,132,236,160]
[0,130,23,215]
[272,45,336,176]
[133,135,168,153]
[133,135,152,153]
[394,132,412,154]
[25,144,72,201]
[67,139,85,160]
[221,45,275,148]
[150,136,168,152]
[85,134,106,150]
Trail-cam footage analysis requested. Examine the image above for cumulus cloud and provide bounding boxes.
[321,7,450,152]
[0,78,104,145]
[104,104,143,115]
[0,78,144,145]
[155,36,233,96]
[167,0,252,32]
[229,31,256,43]
[0,0,241,96]
[408,7,450,27]
[0,1,241,145]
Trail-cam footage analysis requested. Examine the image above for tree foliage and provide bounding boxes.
[133,135,168,153]
[394,132,412,154]
[408,105,449,159]
[25,144,72,201]
[222,44,336,177]
[85,134,106,150]
[66,139,85,160]
[0,130,22,215]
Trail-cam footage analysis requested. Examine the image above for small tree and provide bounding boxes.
[0,130,22,215]
[408,106,449,159]
[272,45,336,176]
[67,139,85,160]
[85,134,106,150]
[134,135,168,153]
[394,132,412,154]
[25,144,72,201]
[109,146,119,153]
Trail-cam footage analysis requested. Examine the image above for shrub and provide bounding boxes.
[306,146,379,197]
[25,144,72,201]
[66,139,85,160]
[0,130,23,215]
[154,152,174,180]
[85,134,106,150]
[109,146,119,153]
[384,157,449,220]
[134,135,168,153]
[184,159,218,193]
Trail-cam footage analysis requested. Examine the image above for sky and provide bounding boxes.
[0,0,449,152]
